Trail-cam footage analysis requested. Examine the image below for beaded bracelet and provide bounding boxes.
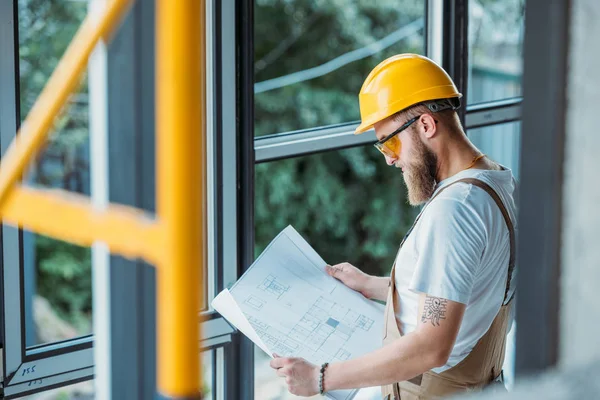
[319,362,329,395]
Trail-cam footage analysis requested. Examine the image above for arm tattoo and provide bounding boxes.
[421,296,448,326]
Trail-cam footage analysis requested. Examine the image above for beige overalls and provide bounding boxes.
[381,178,516,400]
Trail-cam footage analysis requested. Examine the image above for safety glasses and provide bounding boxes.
[373,116,419,158]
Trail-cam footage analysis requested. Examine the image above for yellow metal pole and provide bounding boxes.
[156,0,204,397]
[0,0,132,209]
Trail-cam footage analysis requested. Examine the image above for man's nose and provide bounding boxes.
[385,155,397,166]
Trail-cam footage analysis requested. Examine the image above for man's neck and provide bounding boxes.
[435,136,481,182]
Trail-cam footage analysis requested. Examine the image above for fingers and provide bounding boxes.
[271,357,292,379]
[270,357,288,369]
[325,264,335,276]
[326,263,345,278]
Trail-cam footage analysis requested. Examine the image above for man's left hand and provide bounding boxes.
[270,355,320,397]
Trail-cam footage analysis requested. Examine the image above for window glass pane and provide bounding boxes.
[254,146,418,399]
[469,121,521,391]
[468,122,521,179]
[21,379,94,399]
[202,350,214,400]
[18,0,93,346]
[468,0,525,104]
[254,1,426,136]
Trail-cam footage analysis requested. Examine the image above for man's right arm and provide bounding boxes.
[364,275,391,302]
[326,263,390,302]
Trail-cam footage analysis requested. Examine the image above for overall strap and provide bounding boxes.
[400,178,515,304]
[398,179,468,248]
[458,178,516,304]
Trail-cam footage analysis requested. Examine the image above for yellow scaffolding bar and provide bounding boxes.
[2,186,162,264]
[156,0,204,397]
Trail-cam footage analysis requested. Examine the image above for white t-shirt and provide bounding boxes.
[394,167,518,373]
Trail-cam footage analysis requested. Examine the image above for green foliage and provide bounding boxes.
[255,147,419,277]
[18,0,89,189]
[36,235,92,332]
[18,0,91,331]
[254,0,425,135]
[254,1,425,276]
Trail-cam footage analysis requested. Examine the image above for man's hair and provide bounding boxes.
[392,99,463,137]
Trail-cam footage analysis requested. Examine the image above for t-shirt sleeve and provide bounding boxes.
[409,196,487,304]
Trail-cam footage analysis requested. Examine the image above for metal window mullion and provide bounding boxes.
[9,348,93,385]
[221,0,256,398]
[426,0,443,65]
[0,0,26,382]
[442,0,469,124]
[254,123,376,163]
[220,0,238,292]
[465,98,522,130]
[253,98,522,163]
[200,315,234,349]
[105,0,157,398]
[3,366,94,399]
[88,0,111,399]
[206,0,217,308]
[25,336,91,358]
[216,1,242,398]
[138,0,158,396]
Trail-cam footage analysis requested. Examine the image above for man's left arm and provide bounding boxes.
[270,293,465,395]
[323,292,465,391]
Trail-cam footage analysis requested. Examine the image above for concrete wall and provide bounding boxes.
[559,0,600,369]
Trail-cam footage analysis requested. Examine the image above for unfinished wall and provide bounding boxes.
[559,0,600,368]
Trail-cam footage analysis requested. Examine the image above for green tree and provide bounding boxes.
[18,0,92,332]
[254,1,425,276]
[18,0,89,190]
[36,235,92,331]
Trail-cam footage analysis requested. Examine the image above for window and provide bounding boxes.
[18,0,93,347]
[0,0,527,398]
[468,0,525,104]
[255,148,416,276]
[0,0,95,397]
[254,0,426,136]
[254,147,419,399]
[250,1,525,395]
[468,122,521,178]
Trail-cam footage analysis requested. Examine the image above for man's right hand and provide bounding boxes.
[325,263,390,302]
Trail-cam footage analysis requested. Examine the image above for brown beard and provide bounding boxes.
[401,132,438,206]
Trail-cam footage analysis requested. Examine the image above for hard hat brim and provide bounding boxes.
[354,121,374,135]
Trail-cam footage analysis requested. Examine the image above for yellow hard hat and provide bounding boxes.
[355,54,462,134]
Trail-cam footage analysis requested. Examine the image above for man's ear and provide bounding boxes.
[420,114,437,139]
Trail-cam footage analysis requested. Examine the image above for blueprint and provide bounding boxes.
[212,226,385,400]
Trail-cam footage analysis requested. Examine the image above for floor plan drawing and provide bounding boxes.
[215,225,385,400]
[245,295,375,364]
[244,295,265,311]
[257,274,290,299]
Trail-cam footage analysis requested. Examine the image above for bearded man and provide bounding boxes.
[270,54,518,400]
